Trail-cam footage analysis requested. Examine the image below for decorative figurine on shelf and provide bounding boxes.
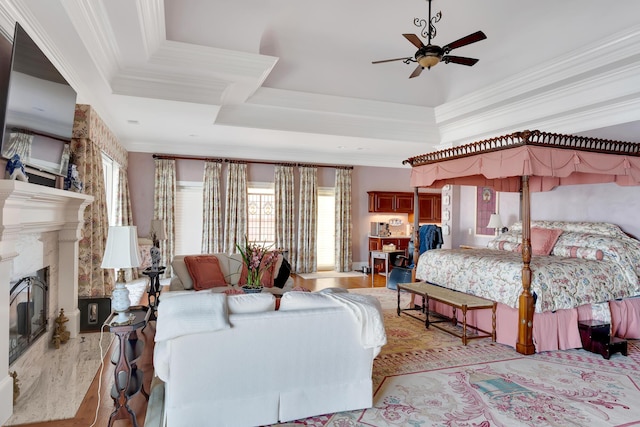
[5,154,28,182]
[150,246,161,271]
[64,163,83,193]
[52,309,70,349]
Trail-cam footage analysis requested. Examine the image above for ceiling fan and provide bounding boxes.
[373,0,486,78]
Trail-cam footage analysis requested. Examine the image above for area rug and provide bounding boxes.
[297,271,367,279]
[349,286,413,310]
[273,334,640,426]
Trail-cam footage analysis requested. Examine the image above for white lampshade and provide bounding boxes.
[149,219,166,242]
[487,214,504,230]
[101,226,141,271]
[102,226,140,325]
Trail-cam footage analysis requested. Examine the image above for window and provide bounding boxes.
[247,183,275,245]
[174,182,204,255]
[316,187,335,270]
[101,153,119,226]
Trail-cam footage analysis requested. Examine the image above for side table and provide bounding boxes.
[107,306,150,427]
[142,266,165,321]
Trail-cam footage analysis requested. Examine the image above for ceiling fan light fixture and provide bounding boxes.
[417,53,440,68]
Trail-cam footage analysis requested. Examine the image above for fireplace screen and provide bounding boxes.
[9,267,48,364]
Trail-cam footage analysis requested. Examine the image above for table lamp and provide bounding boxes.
[101,226,141,325]
[487,214,504,236]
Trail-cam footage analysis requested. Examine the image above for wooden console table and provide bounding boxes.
[397,281,496,345]
[107,306,150,427]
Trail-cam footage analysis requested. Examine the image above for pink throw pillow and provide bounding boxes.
[184,255,227,290]
[530,227,562,256]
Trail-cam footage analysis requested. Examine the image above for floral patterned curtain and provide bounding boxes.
[224,162,248,254]
[116,166,139,280]
[335,167,353,272]
[296,166,317,273]
[70,138,113,297]
[202,160,223,253]
[274,165,296,270]
[154,158,176,278]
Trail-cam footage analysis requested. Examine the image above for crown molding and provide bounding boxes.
[436,24,640,126]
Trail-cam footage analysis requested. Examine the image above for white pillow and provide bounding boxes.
[278,291,341,311]
[227,293,276,314]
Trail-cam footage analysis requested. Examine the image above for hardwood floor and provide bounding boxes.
[14,273,389,427]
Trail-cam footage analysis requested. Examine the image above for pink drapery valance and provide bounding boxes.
[410,145,640,192]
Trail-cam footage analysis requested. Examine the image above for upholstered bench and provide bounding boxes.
[397,281,496,345]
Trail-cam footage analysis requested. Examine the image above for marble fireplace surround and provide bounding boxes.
[0,180,92,424]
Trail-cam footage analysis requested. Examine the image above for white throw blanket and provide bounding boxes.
[324,292,387,353]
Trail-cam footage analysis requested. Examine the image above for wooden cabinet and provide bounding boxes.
[368,237,411,253]
[368,192,414,213]
[417,194,442,223]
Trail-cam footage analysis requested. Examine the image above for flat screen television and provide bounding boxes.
[0,22,77,178]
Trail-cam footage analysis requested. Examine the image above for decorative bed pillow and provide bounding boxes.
[184,255,228,290]
[552,245,604,260]
[227,293,276,314]
[487,240,521,252]
[530,227,562,256]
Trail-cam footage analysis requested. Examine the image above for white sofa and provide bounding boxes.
[170,253,294,295]
[152,290,386,427]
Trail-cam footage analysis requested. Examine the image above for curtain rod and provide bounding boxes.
[152,154,353,169]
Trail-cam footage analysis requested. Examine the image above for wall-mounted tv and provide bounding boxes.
[0,22,77,178]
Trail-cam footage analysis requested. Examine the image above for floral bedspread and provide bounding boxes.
[415,221,640,313]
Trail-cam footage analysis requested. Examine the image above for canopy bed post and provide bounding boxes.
[516,175,535,355]
[412,187,419,282]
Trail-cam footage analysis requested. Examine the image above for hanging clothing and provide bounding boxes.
[419,224,443,255]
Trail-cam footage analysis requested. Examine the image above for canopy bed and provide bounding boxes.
[404,130,640,354]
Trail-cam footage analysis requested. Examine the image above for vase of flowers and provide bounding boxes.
[236,239,280,292]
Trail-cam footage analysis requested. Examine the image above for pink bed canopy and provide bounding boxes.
[404,130,640,354]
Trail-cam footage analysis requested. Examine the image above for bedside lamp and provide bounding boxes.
[102,226,141,325]
[487,214,504,236]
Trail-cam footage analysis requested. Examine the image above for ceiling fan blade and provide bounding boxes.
[403,34,424,49]
[442,31,487,52]
[372,57,412,64]
[409,65,423,78]
[442,55,479,66]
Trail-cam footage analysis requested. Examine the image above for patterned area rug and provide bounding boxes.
[349,286,413,310]
[272,294,640,426]
[297,271,367,279]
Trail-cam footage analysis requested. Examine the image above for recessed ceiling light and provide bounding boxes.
[337,146,345,149]
[127,120,139,125]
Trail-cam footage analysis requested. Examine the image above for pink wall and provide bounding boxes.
[127,152,415,265]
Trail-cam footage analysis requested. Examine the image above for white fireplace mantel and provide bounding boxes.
[0,180,93,424]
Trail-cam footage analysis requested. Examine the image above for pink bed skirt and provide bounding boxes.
[417,296,640,352]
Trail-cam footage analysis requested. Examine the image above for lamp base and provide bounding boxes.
[111,282,131,325]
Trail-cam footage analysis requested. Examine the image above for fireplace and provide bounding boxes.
[0,180,92,424]
[9,268,49,365]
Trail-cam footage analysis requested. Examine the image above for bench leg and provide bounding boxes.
[462,306,468,346]
[425,295,430,329]
[491,302,497,342]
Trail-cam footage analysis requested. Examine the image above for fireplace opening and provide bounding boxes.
[9,267,49,365]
